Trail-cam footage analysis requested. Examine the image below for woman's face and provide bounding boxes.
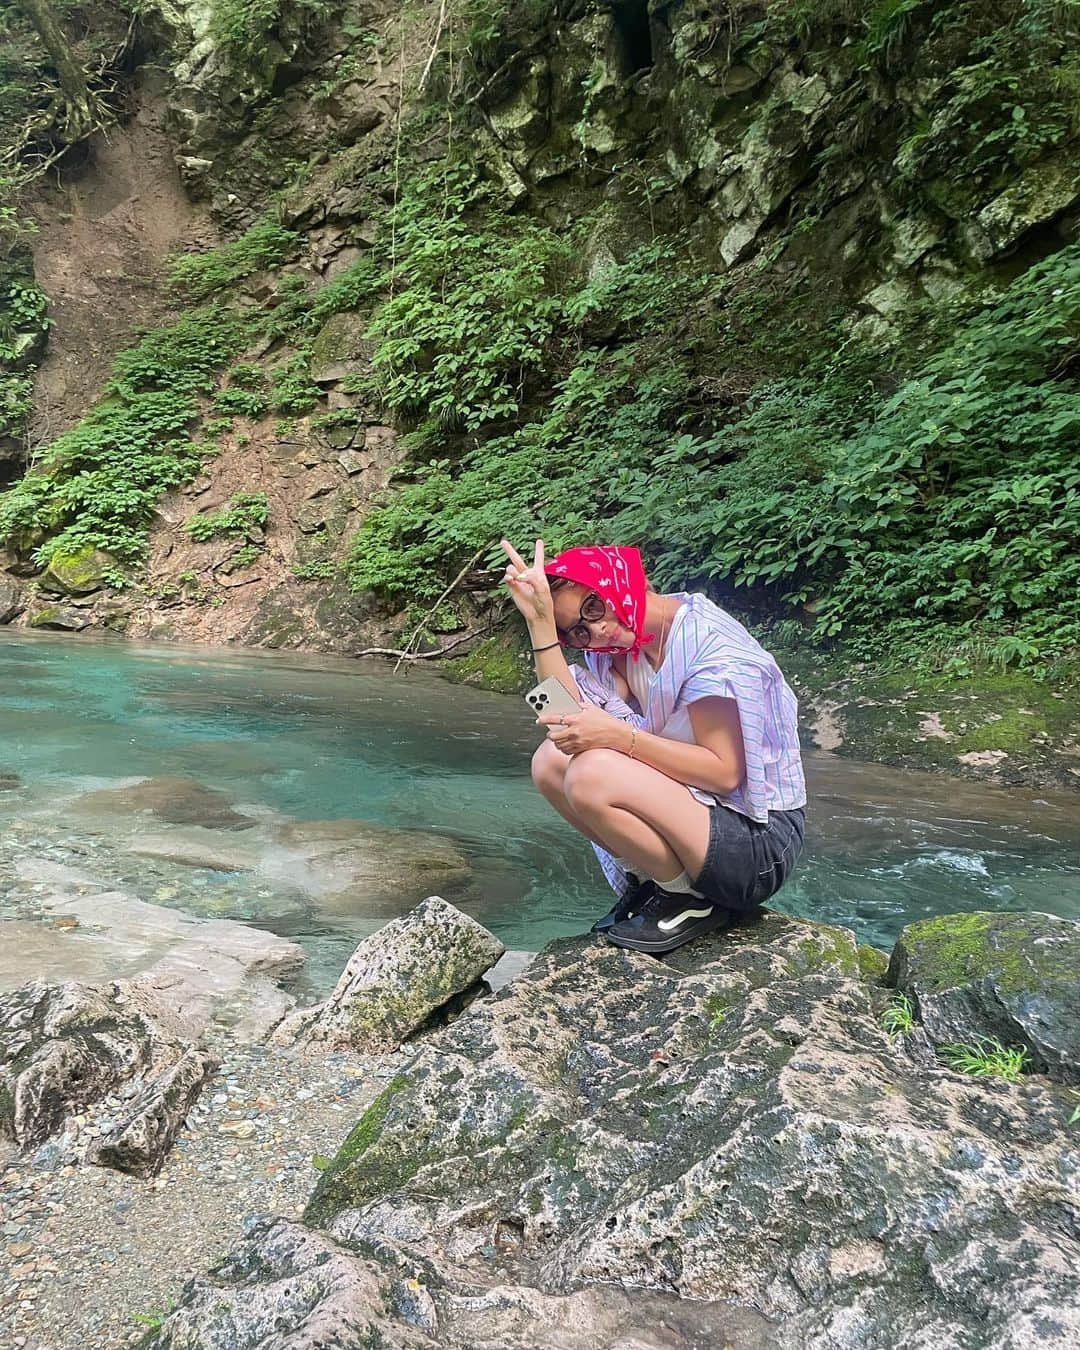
[551,582,634,650]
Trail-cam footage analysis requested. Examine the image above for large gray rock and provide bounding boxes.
[0,979,216,1176]
[149,1216,776,1348]
[888,910,1080,1083]
[0,980,157,1148]
[272,896,504,1051]
[0,575,22,623]
[152,915,1080,1346]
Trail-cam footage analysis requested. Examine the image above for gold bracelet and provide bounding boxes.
[628,725,637,759]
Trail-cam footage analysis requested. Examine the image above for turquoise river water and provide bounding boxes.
[1,630,1077,998]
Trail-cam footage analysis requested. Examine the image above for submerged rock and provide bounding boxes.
[272,896,504,1051]
[266,817,472,922]
[74,775,258,831]
[152,912,1079,1348]
[888,910,1080,1083]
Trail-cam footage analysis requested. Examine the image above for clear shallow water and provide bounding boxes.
[1,630,1078,996]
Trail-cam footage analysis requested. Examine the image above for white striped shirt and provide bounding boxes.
[570,593,806,892]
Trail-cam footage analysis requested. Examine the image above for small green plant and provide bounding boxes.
[292,559,336,580]
[1066,1088,1080,1126]
[213,386,269,418]
[881,992,916,1036]
[230,543,263,567]
[0,309,252,565]
[168,219,300,302]
[186,492,269,542]
[132,1294,177,1328]
[311,1152,333,1171]
[939,1036,1031,1083]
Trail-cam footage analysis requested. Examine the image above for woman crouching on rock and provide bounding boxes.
[500,538,807,954]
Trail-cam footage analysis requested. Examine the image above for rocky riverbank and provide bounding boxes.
[3,893,1077,1349]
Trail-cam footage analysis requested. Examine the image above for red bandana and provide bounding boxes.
[545,545,655,660]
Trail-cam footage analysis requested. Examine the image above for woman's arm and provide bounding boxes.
[499,538,580,701]
[543,695,746,796]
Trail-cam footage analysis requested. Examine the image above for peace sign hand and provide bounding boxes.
[500,538,555,634]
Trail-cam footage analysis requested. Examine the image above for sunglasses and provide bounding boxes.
[557,591,608,648]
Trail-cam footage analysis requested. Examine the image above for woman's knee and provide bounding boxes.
[562,749,624,811]
[531,739,569,794]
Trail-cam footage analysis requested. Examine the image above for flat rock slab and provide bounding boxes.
[272,896,504,1052]
[888,910,1080,1082]
[0,890,306,1043]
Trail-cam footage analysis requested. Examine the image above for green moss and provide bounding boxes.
[445,635,532,694]
[305,1075,418,1225]
[27,606,61,628]
[779,654,1080,787]
[333,1076,408,1166]
[857,945,890,983]
[783,922,859,979]
[703,994,731,1028]
[42,545,111,595]
[898,912,1065,997]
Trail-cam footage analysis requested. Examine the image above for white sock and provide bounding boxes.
[652,869,705,898]
[613,857,639,878]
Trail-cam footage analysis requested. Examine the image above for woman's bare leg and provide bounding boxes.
[562,749,711,883]
[533,742,711,884]
[531,740,610,847]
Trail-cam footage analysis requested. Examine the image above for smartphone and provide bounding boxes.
[524,676,582,722]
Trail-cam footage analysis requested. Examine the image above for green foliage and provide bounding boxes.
[939,1035,1031,1082]
[131,1295,177,1330]
[610,247,1080,667]
[0,266,49,444]
[186,492,269,542]
[346,190,706,600]
[0,309,250,564]
[269,356,322,414]
[213,385,270,418]
[895,1,1080,191]
[210,0,335,71]
[230,543,263,566]
[881,992,916,1036]
[168,219,301,302]
[360,164,572,435]
[293,558,336,579]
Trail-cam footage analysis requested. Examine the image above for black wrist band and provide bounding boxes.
[531,641,560,653]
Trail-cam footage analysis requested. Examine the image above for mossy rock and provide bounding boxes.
[40,545,115,596]
[857,944,890,983]
[888,911,1080,1083]
[27,605,89,631]
[444,634,533,694]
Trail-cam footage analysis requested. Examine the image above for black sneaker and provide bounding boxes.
[591,876,655,934]
[605,886,735,954]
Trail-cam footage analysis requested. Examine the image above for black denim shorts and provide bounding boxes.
[690,803,806,912]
